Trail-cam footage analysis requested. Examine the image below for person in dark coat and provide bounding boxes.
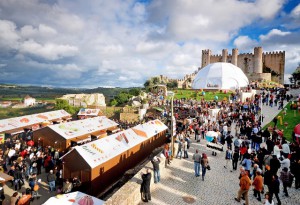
[140,169,152,202]
[270,155,280,175]
[269,175,281,205]
[263,165,272,190]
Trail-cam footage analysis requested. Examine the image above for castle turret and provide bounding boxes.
[254,47,263,73]
[232,48,238,66]
[201,49,211,68]
[222,49,228,62]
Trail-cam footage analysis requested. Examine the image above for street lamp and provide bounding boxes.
[167,91,175,157]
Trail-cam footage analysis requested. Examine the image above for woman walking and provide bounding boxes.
[201,153,209,181]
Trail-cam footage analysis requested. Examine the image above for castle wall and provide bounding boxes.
[254,47,263,73]
[222,49,228,62]
[232,48,238,66]
[201,50,211,68]
[236,53,255,73]
[263,51,285,84]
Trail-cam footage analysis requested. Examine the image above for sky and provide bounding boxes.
[0,0,299,88]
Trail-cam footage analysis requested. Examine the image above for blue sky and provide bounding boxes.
[0,0,299,88]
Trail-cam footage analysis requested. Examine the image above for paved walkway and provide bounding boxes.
[138,94,300,205]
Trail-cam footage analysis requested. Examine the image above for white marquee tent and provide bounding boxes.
[192,62,249,90]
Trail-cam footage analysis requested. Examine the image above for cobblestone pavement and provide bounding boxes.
[141,139,300,205]
[139,93,300,205]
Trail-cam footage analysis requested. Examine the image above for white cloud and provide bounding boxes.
[233,36,258,50]
[20,24,57,39]
[291,3,300,18]
[259,29,291,41]
[19,40,78,60]
[0,19,20,49]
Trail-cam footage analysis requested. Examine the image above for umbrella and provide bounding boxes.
[205,131,218,142]
[294,124,300,138]
[27,140,34,146]
[78,195,94,205]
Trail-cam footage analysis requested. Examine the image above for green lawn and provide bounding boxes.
[263,102,300,142]
[172,89,233,101]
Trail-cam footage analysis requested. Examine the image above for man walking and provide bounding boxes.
[47,170,56,192]
[192,149,201,177]
[235,170,251,205]
[151,156,161,183]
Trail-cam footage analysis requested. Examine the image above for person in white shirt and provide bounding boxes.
[264,192,274,205]
[280,156,290,170]
[281,139,290,158]
[273,142,281,158]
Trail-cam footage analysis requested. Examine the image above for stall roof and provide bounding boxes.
[77,108,101,116]
[63,119,167,168]
[49,116,118,140]
[0,109,71,133]
[42,191,105,205]
[132,119,167,138]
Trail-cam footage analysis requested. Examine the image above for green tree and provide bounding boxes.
[54,99,79,115]
[109,99,118,106]
[129,88,141,96]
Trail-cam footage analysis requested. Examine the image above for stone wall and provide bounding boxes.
[104,155,167,205]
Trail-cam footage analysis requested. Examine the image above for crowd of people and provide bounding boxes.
[144,87,299,204]
[0,130,83,205]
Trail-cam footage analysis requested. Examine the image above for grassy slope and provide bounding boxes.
[172,89,232,101]
[263,102,300,142]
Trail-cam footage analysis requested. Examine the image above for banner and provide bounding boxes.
[0,133,4,144]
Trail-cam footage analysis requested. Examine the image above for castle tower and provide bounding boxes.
[222,49,228,62]
[201,49,211,68]
[254,47,263,73]
[232,48,238,66]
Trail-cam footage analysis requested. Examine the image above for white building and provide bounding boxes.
[23,95,36,106]
[59,93,106,107]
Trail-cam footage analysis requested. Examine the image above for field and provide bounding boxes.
[0,105,55,119]
[263,102,300,142]
[172,89,233,101]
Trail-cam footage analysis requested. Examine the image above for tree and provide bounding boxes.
[129,88,141,96]
[54,99,79,115]
[289,64,300,85]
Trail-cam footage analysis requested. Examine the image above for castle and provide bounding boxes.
[155,47,285,88]
[202,47,285,84]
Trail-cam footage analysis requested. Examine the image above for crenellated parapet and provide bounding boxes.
[200,47,285,84]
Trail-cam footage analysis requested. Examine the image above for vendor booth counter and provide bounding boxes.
[61,119,168,196]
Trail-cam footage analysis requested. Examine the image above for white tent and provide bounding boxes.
[192,62,249,90]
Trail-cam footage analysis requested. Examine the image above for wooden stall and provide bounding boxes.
[77,108,104,119]
[61,119,168,196]
[33,116,119,151]
[0,110,72,139]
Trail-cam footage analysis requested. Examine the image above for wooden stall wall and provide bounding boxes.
[89,130,167,195]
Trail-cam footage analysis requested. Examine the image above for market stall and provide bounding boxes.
[33,116,119,151]
[0,109,72,139]
[61,119,168,195]
[77,108,104,119]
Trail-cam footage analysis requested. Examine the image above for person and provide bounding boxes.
[264,192,274,205]
[224,147,232,169]
[47,169,56,192]
[235,170,251,205]
[269,175,281,205]
[252,170,263,201]
[72,176,81,192]
[270,155,280,176]
[163,144,170,167]
[200,153,208,181]
[212,136,218,156]
[17,191,31,205]
[140,169,151,202]
[62,179,73,194]
[192,149,201,177]
[0,184,4,205]
[279,167,293,197]
[10,192,19,205]
[232,148,239,171]
[263,165,272,190]
[182,139,188,159]
[151,156,161,183]
[176,139,183,159]
[241,154,252,176]
[13,166,23,191]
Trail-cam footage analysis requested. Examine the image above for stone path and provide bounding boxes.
[139,91,300,205]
